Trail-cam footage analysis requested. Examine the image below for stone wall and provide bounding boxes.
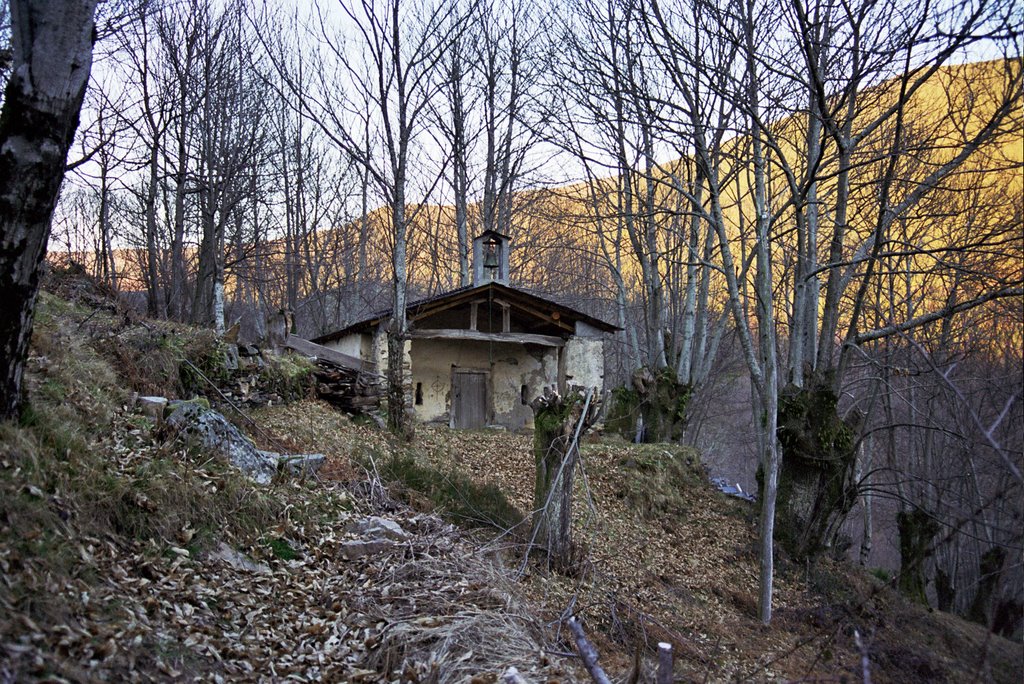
[409,339,559,429]
[563,337,604,391]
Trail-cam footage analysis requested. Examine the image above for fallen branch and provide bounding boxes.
[567,616,612,684]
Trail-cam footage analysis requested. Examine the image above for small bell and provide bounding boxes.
[483,239,500,269]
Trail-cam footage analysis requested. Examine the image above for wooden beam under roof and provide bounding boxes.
[408,288,484,323]
[408,329,566,347]
[503,296,574,332]
[284,335,376,373]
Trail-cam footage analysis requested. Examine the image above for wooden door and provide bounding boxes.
[452,370,487,429]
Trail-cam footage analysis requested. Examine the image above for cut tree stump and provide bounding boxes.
[530,387,599,569]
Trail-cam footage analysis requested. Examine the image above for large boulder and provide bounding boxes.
[165,401,278,484]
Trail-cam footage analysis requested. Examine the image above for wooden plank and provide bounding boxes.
[284,335,376,373]
[409,328,565,347]
[452,370,487,429]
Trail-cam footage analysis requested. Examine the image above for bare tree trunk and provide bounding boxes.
[0,0,98,419]
[169,114,189,319]
[676,171,703,384]
[858,433,874,566]
[144,142,164,317]
[531,388,598,569]
[387,198,411,439]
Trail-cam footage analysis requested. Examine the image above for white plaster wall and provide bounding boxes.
[409,339,559,429]
[564,337,605,391]
[323,333,368,361]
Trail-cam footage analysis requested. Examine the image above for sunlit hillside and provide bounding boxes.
[52,59,1022,346]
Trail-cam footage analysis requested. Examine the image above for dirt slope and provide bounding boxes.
[256,403,1022,682]
[1,282,1019,682]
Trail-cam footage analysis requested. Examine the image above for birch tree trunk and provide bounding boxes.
[0,0,99,419]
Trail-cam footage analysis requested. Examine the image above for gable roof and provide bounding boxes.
[475,229,511,241]
[312,281,619,345]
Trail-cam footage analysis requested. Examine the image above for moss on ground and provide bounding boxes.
[373,449,526,533]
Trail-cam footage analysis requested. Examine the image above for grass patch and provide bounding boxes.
[375,450,525,533]
[265,537,298,561]
[609,443,703,521]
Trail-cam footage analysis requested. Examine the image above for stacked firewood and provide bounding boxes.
[313,359,383,413]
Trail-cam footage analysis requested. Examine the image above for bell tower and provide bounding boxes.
[472,230,510,286]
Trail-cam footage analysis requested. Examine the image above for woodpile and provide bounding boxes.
[312,359,383,414]
[283,335,384,416]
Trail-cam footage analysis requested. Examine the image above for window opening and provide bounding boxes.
[415,382,423,405]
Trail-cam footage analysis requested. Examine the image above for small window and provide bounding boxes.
[521,384,529,405]
[415,382,423,405]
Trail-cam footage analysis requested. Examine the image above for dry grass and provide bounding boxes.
[3,287,1019,682]
[1,292,572,682]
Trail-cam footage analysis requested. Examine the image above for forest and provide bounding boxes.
[0,0,1021,672]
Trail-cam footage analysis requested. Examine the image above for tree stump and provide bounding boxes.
[530,387,599,569]
[896,506,940,605]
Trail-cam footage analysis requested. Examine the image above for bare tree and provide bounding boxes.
[0,0,100,419]
[190,2,268,332]
[255,0,470,435]
[640,0,1021,621]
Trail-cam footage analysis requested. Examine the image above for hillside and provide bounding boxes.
[53,59,1022,335]
[1,275,1020,682]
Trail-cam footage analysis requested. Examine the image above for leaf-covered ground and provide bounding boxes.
[255,404,1022,683]
[1,284,1019,681]
[1,407,569,682]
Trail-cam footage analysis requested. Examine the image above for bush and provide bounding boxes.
[871,567,893,583]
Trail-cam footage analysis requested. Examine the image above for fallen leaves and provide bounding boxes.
[1,405,567,682]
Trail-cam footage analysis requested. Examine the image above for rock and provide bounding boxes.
[258,451,327,477]
[278,454,326,477]
[138,396,168,421]
[238,344,260,357]
[345,516,410,541]
[165,402,278,484]
[210,542,271,574]
[224,344,240,371]
[166,397,210,416]
[340,539,393,560]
